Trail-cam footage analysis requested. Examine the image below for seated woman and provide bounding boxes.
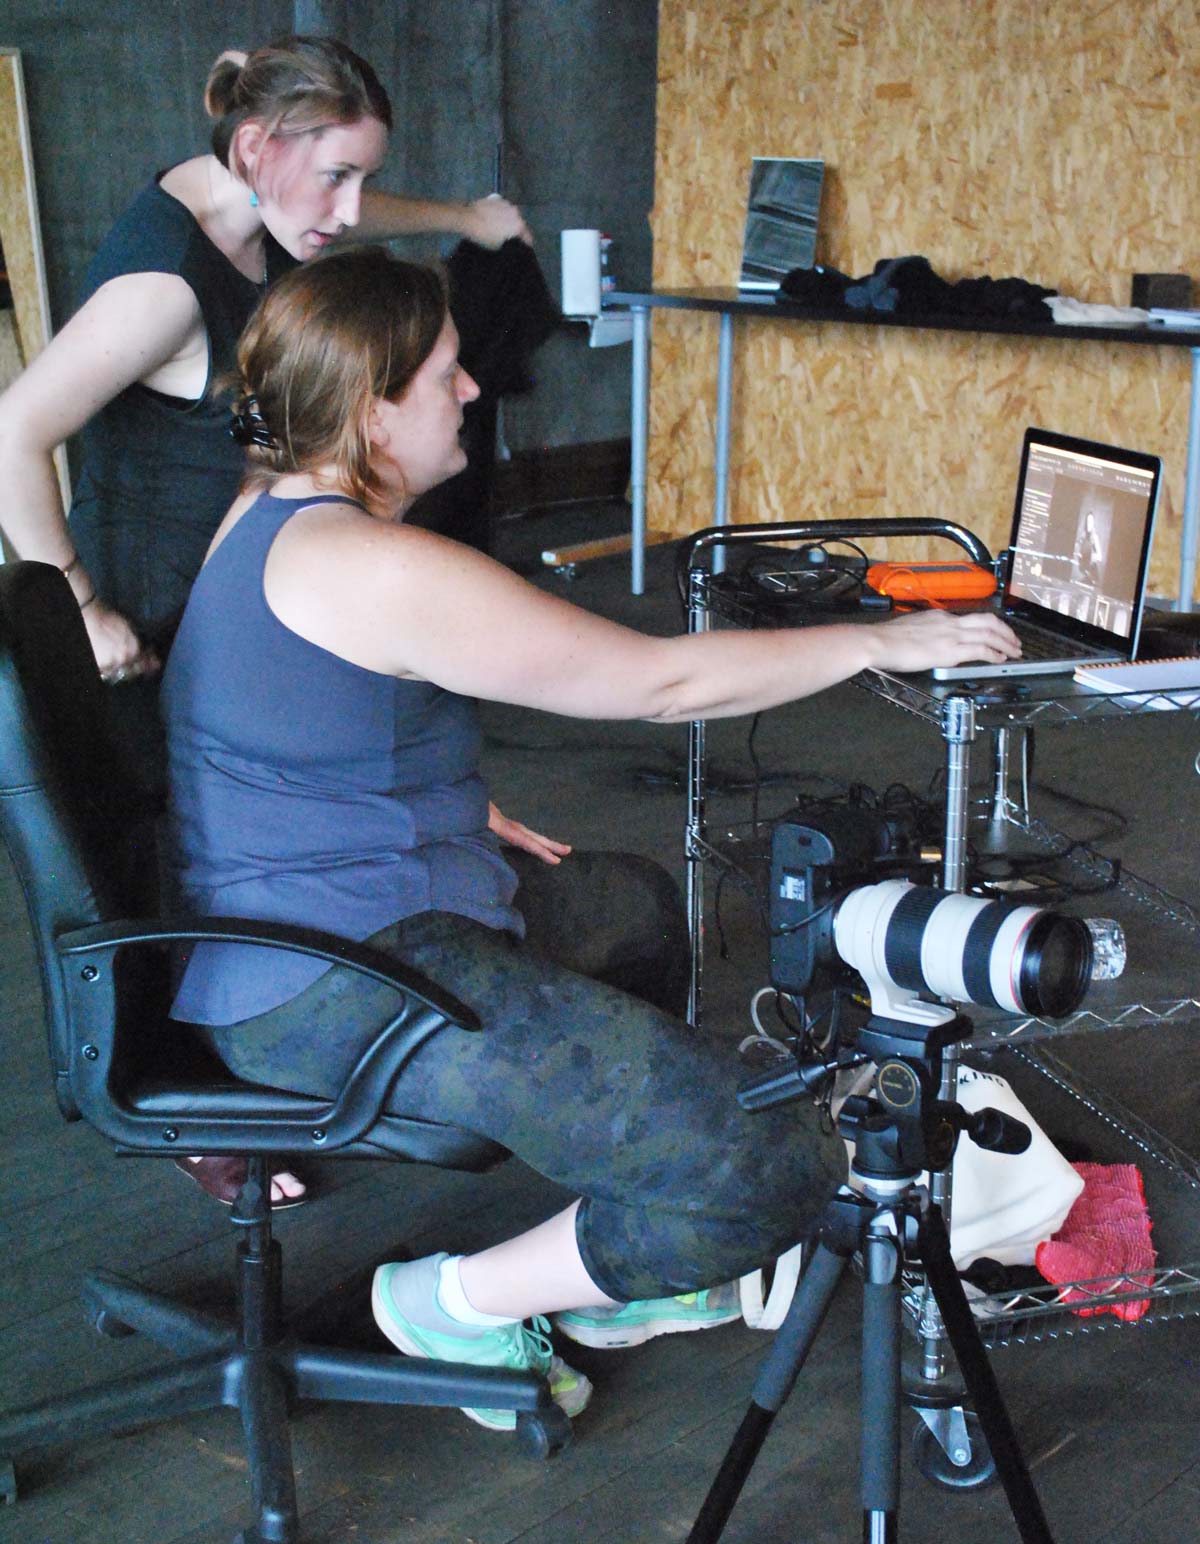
[160,248,1021,1431]
[0,33,531,1210]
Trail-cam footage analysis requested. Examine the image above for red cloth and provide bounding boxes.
[1034,1162,1155,1321]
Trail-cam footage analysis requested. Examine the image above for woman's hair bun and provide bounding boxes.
[204,49,249,120]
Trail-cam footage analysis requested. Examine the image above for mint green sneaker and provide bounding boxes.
[371,1254,592,1432]
[554,1281,743,1349]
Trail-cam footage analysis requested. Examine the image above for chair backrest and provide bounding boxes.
[0,561,511,1173]
[0,562,157,1117]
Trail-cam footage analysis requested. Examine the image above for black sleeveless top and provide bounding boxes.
[69,174,296,647]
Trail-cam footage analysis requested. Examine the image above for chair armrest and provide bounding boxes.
[56,915,479,1030]
[54,915,481,1155]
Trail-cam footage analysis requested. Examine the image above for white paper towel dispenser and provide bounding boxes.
[561,228,632,346]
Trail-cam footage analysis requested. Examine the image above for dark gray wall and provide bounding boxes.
[3,0,657,450]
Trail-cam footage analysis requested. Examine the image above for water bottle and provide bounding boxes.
[1084,917,1127,980]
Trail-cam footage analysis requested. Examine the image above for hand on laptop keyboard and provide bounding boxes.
[864,608,1022,674]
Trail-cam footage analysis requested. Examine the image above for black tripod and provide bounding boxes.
[688,1011,1057,1544]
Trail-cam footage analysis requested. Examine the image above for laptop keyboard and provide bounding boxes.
[1008,619,1098,662]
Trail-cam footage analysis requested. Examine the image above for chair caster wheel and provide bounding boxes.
[913,1410,997,1490]
[91,1307,135,1340]
[515,1403,572,1460]
[1,1458,18,1505]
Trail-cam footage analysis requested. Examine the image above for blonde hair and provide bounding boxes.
[233,248,448,508]
[205,36,392,185]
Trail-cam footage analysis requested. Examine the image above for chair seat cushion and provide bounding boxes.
[124,1077,510,1170]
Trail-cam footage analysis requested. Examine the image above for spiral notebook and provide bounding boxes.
[1073,654,1200,703]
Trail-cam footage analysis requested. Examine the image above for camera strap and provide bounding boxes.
[738,1241,805,1331]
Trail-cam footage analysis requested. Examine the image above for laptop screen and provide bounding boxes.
[1005,430,1161,651]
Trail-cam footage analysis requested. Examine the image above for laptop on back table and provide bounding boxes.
[931,427,1162,681]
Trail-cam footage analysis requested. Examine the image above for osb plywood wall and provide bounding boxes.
[0,51,50,373]
[0,49,67,514]
[650,0,1200,598]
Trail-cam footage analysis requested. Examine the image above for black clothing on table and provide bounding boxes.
[778,255,1056,324]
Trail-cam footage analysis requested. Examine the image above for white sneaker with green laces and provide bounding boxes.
[553,1282,743,1349]
[372,1253,592,1432]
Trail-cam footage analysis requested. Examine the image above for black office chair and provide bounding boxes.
[0,561,567,1544]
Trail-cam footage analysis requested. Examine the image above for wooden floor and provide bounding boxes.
[2,507,1199,1543]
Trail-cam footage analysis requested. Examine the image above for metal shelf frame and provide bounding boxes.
[682,522,1200,1381]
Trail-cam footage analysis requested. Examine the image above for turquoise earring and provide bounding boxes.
[249,190,259,208]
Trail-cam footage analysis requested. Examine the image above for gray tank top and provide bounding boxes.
[161,492,521,1025]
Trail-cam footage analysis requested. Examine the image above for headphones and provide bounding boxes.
[738,540,880,617]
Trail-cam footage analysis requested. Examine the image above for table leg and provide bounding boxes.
[686,714,706,1028]
[686,567,710,1027]
[921,695,977,1382]
[1179,346,1200,613]
[941,696,976,892]
[630,305,651,595]
[713,313,735,576]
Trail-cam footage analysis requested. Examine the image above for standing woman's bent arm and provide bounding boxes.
[357,189,532,248]
[0,272,203,675]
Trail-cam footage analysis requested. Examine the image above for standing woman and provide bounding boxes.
[0,36,527,1207]
[0,34,527,724]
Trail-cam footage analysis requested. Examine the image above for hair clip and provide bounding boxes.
[229,395,278,449]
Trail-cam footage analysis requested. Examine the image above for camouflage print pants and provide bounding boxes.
[202,850,844,1301]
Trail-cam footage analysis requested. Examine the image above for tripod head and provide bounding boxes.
[739,1004,1031,1185]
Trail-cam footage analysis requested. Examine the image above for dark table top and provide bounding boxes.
[607,286,1200,349]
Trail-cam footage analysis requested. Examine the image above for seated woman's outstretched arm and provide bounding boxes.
[260,509,1021,724]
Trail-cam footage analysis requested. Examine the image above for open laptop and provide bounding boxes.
[931,427,1162,681]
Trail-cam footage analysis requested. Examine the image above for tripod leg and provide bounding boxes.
[861,1226,901,1544]
[918,1206,1056,1544]
[687,1241,849,1544]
